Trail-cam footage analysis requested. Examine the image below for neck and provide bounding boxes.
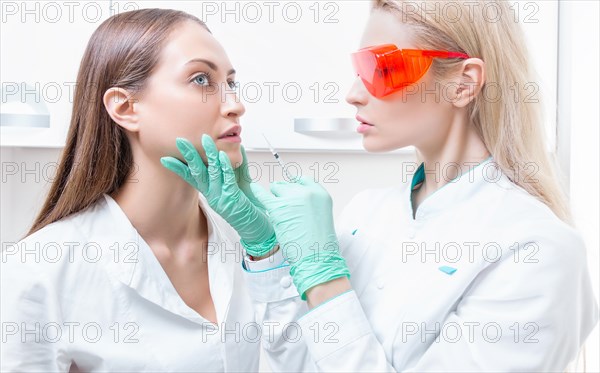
[111,149,206,251]
[415,111,491,198]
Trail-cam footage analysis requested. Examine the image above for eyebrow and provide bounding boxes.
[185,58,236,75]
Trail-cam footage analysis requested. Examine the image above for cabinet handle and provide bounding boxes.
[1,113,50,128]
[1,83,50,128]
[294,118,356,133]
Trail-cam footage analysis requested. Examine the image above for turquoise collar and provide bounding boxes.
[410,155,494,192]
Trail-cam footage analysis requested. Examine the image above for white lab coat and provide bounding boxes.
[0,194,313,372]
[243,157,599,372]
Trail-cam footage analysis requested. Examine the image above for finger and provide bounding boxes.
[219,151,237,189]
[176,138,209,183]
[201,133,218,156]
[160,156,189,180]
[238,145,248,170]
[202,134,223,200]
[202,134,223,193]
[160,157,205,193]
[236,145,253,186]
[270,181,301,197]
[295,176,312,186]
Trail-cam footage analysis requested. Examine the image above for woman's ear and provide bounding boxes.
[103,87,140,132]
[452,58,485,108]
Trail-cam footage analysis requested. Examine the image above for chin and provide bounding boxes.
[362,137,408,153]
[362,138,392,153]
[224,149,243,167]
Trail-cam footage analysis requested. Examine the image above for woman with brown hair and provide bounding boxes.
[1,8,311,372]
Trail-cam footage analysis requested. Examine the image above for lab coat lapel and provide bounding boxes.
[101,194,212,325]
[405,157,498,218]
[198,194,236,325]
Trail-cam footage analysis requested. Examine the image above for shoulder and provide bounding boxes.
[341,186,402,216]
[2,197,116,285]
[504,185,581,246]
[464,171,576,243]
[338,182,410,227]
[473,178,590,284]
[516,215,588,274]
[1,197,136,327]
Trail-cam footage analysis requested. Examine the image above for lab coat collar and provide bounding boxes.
[406,156,500,220]
[102,193,235,326]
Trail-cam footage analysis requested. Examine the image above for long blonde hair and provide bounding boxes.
[374,0,572,224]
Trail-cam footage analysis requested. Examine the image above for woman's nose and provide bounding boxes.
[221,89,245,118]
[346,76,369,107]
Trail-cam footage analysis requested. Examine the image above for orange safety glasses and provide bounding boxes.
[351,44,471,98]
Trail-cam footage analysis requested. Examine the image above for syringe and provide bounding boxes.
[261,133,295,182]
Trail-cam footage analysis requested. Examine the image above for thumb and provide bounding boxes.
[270,180,306,197]
[249,183,276,209]
[296,176,316,186]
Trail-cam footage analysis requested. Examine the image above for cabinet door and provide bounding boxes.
[1,1,118,147]
[7,1,556,152]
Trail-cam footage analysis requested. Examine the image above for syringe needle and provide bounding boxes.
[261,133,294,181]
[262,133,283,163]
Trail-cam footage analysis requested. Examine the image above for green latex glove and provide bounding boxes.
[234,145,269,216]
[250,177,350,300]
[160,134,277,257]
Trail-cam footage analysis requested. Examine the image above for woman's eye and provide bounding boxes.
[228,80,239,89]
[193,73,211,86]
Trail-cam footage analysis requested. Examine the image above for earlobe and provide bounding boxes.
[103,87,140,132]
[453,58,485,108]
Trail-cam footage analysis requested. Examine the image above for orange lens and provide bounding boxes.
[351,44,398,97]
[351,46,470,98]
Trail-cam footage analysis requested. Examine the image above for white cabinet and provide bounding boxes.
[0,0,116,147]
[2,1,558,153]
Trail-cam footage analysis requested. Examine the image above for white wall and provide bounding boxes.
[0,147,61,243]
[560,1,600,372]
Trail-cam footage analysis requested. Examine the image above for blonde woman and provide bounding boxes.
[172,0,599,371]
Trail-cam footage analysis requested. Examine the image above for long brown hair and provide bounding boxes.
[26,9,209,237]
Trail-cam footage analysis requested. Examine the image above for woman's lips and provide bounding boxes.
[217,124,242,143]
[357,124,373,134]
[356,115,372,124]
[217,135,241,143]
[356,115,374,134]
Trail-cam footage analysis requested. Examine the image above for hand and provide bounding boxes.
[160,134,277,257]
[250,177,350,299]
[235,145,268,214]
